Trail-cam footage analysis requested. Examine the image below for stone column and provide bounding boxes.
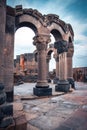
[0,0,6,83]
[67,46,74,79]
[33,34,52,96]
[54,40,70,92]
[55,52,70,92]
[46,55,51,80]
[54,54,59,78]
[0,83,14,129]
[66,45,75,89]
[4,7,15,102]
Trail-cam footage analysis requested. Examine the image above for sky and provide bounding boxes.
[7,0,87,70]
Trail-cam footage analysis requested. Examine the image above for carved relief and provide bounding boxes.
[43,14,59,27]
[36,43,47,51]
[23,8,43,24]
[15,6,74,37]
[33,35,51,45]
[54,40,68,54]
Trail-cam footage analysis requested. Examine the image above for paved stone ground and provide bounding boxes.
[14,82,87,130]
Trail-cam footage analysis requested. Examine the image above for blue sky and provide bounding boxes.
[7,0,87,70]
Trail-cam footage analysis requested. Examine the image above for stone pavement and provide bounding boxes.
[14,82,87,130]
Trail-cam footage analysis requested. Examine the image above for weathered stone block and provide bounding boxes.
[33,87,52,96]
[0,119,15,130]
[0,104,13,117]
[6,90,13,102]
[0,117,13,128]
[55,80,70,92]
[14,114,27,130]
[0,91,6,105]
[0,83,4,91]
[0,112,4,122]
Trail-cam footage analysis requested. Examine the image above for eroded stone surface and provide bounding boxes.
[14,82,87,130]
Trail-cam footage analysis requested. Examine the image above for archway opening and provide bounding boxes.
[49,34,55,71]
[14,27,35,59]
[48,29,63,81]
[14,27,38,84]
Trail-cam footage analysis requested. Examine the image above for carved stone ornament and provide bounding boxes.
[15,6,74,36]
[33,35,51,45]
[23,8,43,23]
[54,40,68,54]
[36,43,47,51]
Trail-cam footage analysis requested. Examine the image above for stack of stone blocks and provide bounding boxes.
[0,83,14,129]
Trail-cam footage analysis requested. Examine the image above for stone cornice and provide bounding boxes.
[15,6,74,36]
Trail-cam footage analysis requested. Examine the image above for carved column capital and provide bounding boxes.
[33,34,51,45]
[33,34,51,51]
[36,43,47,51]
[54,40,68,54]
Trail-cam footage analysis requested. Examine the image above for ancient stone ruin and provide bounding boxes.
[0,0,74,129]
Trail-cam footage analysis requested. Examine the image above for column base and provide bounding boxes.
[33,87,52,96]
[55,80,70,92]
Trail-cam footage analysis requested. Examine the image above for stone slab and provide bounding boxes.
[13,102,23,111]
[33,87,52,96]
[55,109,87,130]
[0,121,15,130]
[0,117,14,129]
[55,80,70,92]
[14,112,27,130]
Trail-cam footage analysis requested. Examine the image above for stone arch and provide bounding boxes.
[0,2,76,128]
[48,23,64,40]
[51,29,63,41]
[0,1,75,101]
[15,21,37,34]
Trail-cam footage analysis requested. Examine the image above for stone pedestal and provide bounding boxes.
[55,80,70,92]
[33,87,52,96]
[0,83,14,129]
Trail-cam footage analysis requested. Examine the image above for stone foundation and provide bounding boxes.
[6,90,14,102]
[33,87,52,96]
[0,83,14,129]
[55,80,70,92]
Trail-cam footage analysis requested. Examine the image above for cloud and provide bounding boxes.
[7,0,87,68]
[14,27,36,58]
